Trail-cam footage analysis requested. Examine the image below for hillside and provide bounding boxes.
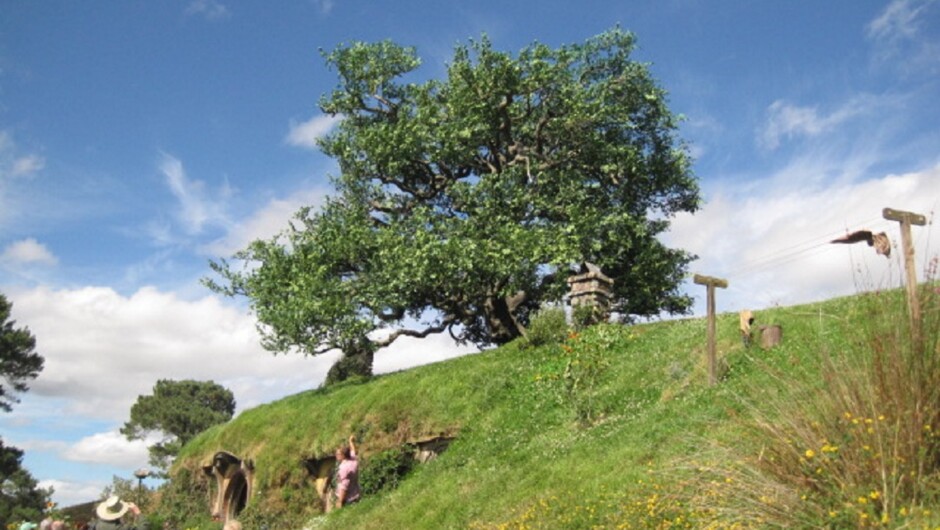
[169,288,939,529]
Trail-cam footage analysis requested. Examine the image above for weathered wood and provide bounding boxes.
[693,274,729,289]
[693,274,728,385]
[883,208,926,226]
[883,207,925,351]
[759,325,783,349]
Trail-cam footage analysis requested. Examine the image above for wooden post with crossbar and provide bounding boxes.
[694,274,728,386]
[883,207,927,352]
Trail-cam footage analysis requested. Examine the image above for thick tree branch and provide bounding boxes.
[373,314,456,348]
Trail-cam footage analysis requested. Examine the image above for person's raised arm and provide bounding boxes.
[348,435,357,458]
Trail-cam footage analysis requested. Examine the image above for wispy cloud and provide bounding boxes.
[866,0,940,73]
[867,0,933,41]
[0,131,44,180]
[184,0,231,20]
[1,238,58,266]
[666,163,940,316]
[759,96,879,151]
[285,114,341,150]
[312,0,335,15]
[201,187,329,257]
[159,152,230,236]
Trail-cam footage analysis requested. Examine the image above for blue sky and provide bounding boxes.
[1,0,938,508]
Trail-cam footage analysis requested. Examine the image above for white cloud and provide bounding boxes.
[63,431,151,468]
[201,187,329,257]
[6,285,321,422]
[374,333,479,374]
[759,96,875,150]
[185,0,231,20]
[285,114,341,150]
[159,152,231,236]
[665,164,940,316]
[1,238,58,266]
[39,479,105,508]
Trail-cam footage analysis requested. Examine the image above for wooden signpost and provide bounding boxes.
[694,274,728,386]
[883,207,927,351]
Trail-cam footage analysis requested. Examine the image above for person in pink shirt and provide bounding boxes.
[335,435,361,509]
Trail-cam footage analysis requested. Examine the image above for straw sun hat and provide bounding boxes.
[96,496,132,521]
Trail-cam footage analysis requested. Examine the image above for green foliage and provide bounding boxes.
[164,286,940,529]
[0,293,49,529]
[529,323,633,426]
[0,439,52,528]
[521,306,568,349]
[149,467,214,530]
[121,380,235,471]
[359,446,416,496]
[324,349,374,387]
[205,27,699,384]
[668,283,940,528]
[571,303,603,330]
[0,293,44,412]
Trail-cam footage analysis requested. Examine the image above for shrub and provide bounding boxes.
[522,306,569,349]
[571,303,604,330]
[359,445,416,496]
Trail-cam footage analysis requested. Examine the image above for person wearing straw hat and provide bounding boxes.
[90,496,142,530]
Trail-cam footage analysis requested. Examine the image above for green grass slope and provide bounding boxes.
[171,289,939,529]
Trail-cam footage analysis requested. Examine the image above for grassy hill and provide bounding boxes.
[169,287,939,529]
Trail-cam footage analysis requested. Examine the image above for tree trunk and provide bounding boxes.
[484,294,526,344]
[325,338,375,386]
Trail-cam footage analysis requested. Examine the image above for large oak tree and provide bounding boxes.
[207,29,700,383]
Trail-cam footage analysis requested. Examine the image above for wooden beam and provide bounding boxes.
[694,274,728,385]
[883,207,926,353]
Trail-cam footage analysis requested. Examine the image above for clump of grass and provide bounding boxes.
[522,305,569,349]
[677,264,940,528]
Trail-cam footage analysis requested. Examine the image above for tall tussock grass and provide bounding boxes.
[684,262,940,528]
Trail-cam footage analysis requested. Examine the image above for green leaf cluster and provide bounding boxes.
[0,293,43,412]
[0,439,51,527]
[121,379,236,471]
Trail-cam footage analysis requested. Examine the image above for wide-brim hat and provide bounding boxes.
[96,495,131,521]
[18,523,38,530]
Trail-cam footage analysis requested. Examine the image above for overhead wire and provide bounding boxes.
[721,215,890,280]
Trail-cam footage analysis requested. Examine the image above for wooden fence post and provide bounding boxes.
[694,274,728,386]
[883,207,926,351]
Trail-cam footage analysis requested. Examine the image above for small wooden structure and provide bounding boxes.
[739,310,754,347]
[759,325,783,349]
[693,274,728,386]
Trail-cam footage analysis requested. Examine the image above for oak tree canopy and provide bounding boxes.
[207,29,700,383]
